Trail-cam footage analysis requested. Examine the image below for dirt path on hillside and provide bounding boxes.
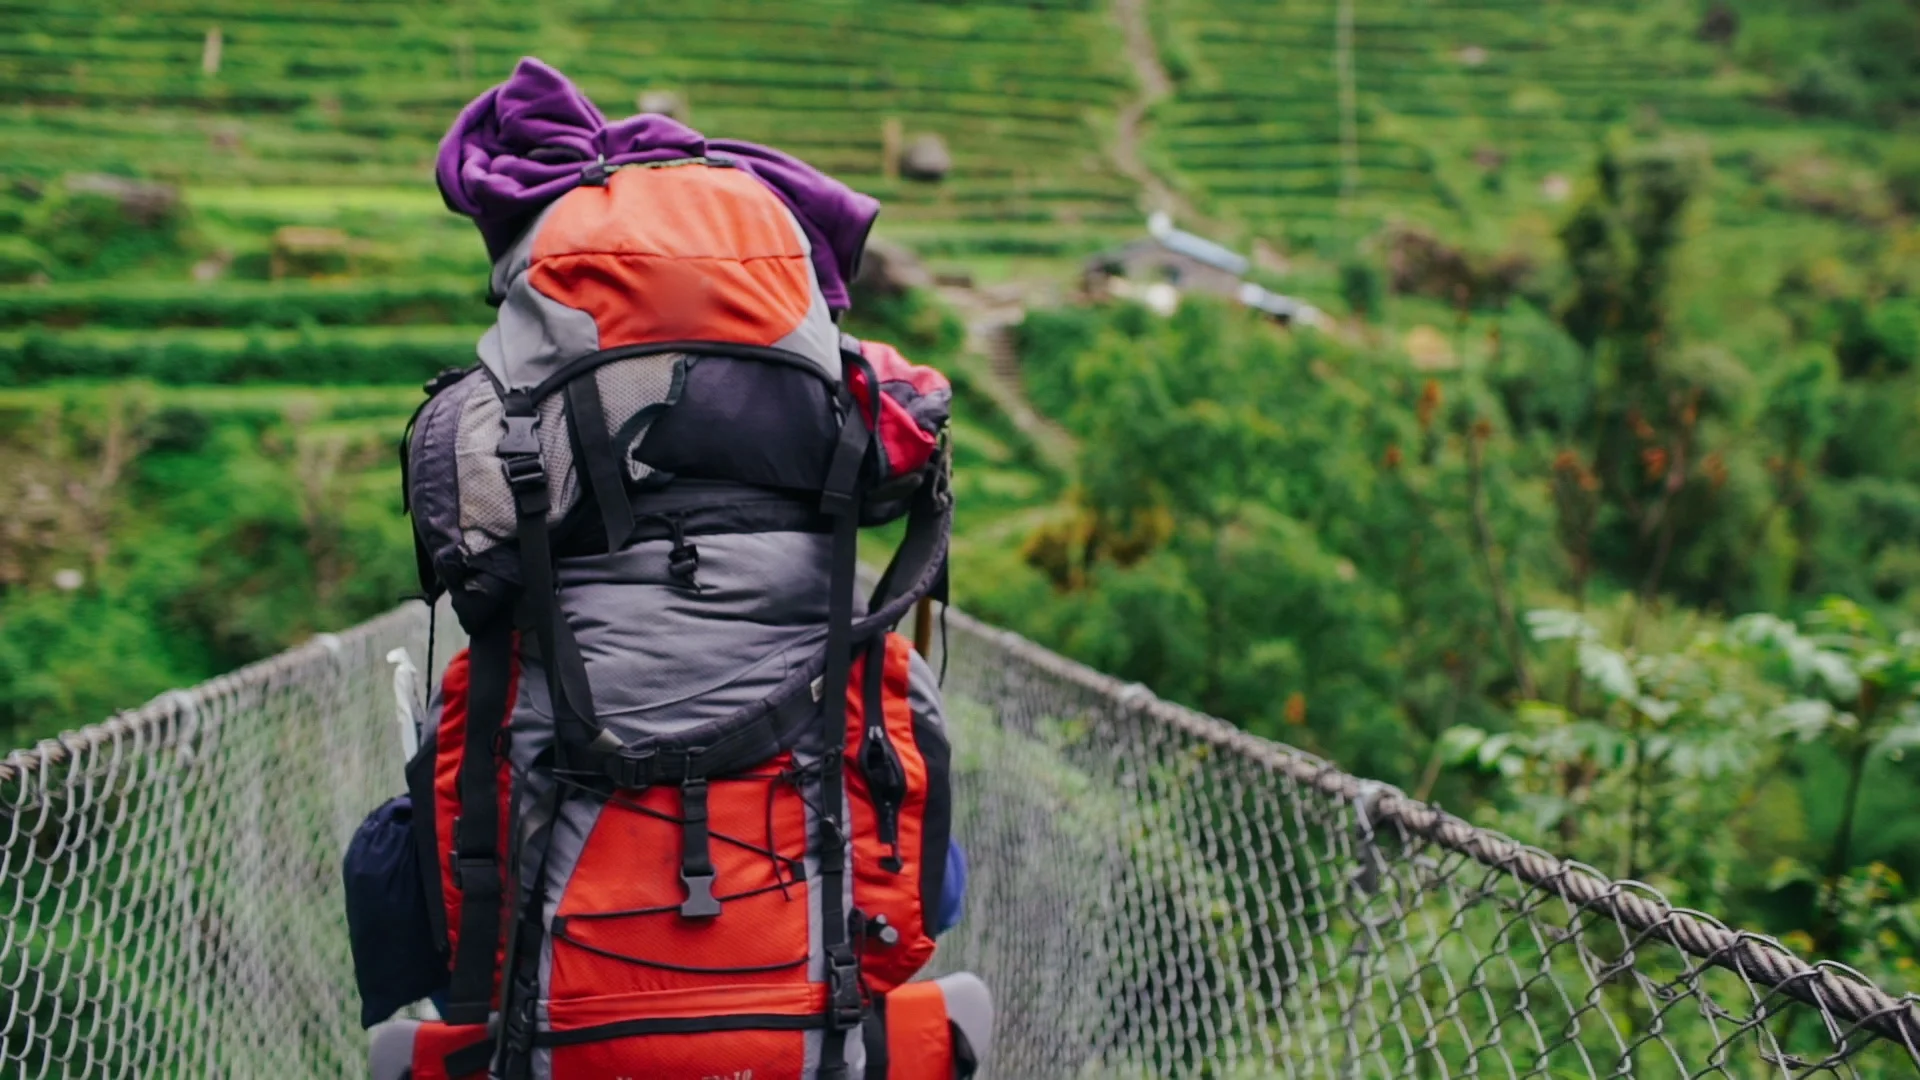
[936,283,1078,473]
[1110,0,1213,230]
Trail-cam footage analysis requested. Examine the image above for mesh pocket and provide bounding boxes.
[444,355,686,563]
[594,354,682,483]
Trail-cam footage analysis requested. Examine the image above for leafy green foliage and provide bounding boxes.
[0,326,484,385]
[21,179,195,279]
[1442,598,1920,979]
[0,236,52,285]
[0,387,419,746]
[0,279,489,330]
[985,297,1541,785]
[982,276,1920,990]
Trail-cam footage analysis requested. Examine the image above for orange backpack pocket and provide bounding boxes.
[543,985,824,1080]
[536,762,822,1077]
[846,633,953,992]
[546,759,814,1001]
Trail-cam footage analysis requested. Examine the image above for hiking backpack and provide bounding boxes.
[390,154,966,1080]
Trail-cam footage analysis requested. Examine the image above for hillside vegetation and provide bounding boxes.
[2,0,1919,1020]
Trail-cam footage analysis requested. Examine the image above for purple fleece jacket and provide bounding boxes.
[436,57,879,311]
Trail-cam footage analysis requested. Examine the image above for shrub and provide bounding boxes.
[0,279,488,330]
[1884,148,1920,215]
[843,288,964,358]
[1382,223,1537,311]
[1011,304,1108,420]
[1866,298,1920,373]
[1338,257,1384,318]
[22,175,195,278]
[4,326,481,385]
[0,237,51,284]
[1784,56,1869,118]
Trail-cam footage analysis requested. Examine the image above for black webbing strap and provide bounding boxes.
[500,390,616,765]
[952,1020,980,1078]
[443,615,514,1026]
[583,697,803,788]
[818,398,871,1079]
[564,375,634,553]
[864,448,951,621]
[483,388,613,1073]
[861,991,892,1079]
[495,760,564,1080]
[678,779,721,917]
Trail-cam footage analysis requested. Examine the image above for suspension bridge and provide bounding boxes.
[4,599,1918,1078]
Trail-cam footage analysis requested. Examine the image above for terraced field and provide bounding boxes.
[1,0,1911,513]
[1150,0,1854,245]
[0,0,1141,261]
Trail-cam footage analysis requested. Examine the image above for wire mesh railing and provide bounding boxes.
[3,600,1917,1078]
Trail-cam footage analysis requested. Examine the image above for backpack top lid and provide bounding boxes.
[437,56,879,312]
[479,160,844,391]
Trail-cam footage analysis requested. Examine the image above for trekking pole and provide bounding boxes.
[912,595,935,657]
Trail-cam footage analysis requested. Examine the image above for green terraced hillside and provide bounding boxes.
[0,0,1141,261]
[3,1,1916,700]
[1150,0,1912,243]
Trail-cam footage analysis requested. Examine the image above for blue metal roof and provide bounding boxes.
[1147,212,1250,276]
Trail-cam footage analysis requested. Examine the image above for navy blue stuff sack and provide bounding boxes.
[343,794,448,1028]
[934,840,968,937]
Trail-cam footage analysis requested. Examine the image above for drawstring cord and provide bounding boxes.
[636,512,703,590]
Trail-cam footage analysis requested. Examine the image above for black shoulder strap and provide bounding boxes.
[487,385,640,1075]
[817,385,872,1079]
[564,375,635,553]
[442,613,514,1026]
[499,390,617,758]
[863,447,951,626]
[861,991,892,1079]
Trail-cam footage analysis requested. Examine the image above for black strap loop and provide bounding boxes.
[862,991,892,1080]
[678,778,722,918]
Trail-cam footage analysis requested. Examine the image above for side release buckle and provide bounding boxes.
[679,871,722,919]
[825,949,864,1031]
[498,413,542,460]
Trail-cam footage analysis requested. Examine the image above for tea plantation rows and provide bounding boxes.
[0,0,1911,398]
[1151,0,1873,240]
[1,0,1140,260]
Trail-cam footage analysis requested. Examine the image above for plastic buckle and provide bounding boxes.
[679,872,722,919]
[608,747,656,789]
[504,992,538,1055]
[825,950,864,1031]
[502,453,546,495]
[497,413,542,458]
